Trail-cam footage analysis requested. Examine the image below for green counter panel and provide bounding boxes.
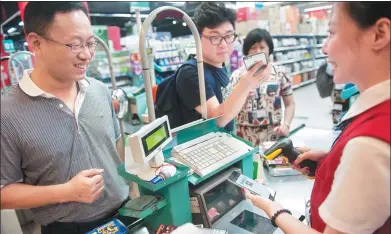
[117,118,255,229]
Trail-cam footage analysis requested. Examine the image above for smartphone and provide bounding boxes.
[228,171,276,201]
[243,52,268,73]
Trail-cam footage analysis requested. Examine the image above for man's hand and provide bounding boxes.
[274,125,289,137]
[65,169,105,204]
[240,62,271,89]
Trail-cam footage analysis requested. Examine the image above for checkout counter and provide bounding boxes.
[90,6,340,234]
[111,118,338,234]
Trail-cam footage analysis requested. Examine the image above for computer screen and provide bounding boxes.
[141,121,170,157]
[203,180,244,224]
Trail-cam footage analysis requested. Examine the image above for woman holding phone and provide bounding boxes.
[225,29,296,146]
[245,2,390,233]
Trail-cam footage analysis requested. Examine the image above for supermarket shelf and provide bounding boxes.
[95,72,133,80]
[315,55,328,59]
[293,79,316,89]
[154,63,180,73]
[289,66,320,77]
[106,80,131,89]
[274,57,312,66]
[155,49,178,53]
[94,72,133,81]
[274,45,313,52]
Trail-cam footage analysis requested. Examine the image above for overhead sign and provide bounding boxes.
[3,39,16,53]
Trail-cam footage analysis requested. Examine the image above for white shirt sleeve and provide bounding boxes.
[319,136,390,234]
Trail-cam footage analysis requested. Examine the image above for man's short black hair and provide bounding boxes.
[24,2,88,35]
[242,29,274,56]
[193,3,237,34]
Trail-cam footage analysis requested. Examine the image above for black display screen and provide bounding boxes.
[230,210,277,234]
[203,180,244,224]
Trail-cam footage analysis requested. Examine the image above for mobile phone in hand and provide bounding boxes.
[243,52,268,73]
[228,171,276,201]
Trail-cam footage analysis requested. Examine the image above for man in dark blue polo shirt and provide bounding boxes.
[176,3,271,132]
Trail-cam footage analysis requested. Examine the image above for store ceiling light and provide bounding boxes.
[173,20,177,25]
[182,22,187,27]
[24,42,28,46]
[19,21,24,26]
[7,27,16,33]
[226,3,236,9]
[304,5,333,12]
[89,13,148,18]
[167,2,185,6]
[263,2,282,6]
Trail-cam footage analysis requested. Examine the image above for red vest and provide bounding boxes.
[310,100,390,232]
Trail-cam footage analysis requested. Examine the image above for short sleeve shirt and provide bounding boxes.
[176,60,234,131]
[226,65,293,128]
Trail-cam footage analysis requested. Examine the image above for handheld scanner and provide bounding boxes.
[263,137,317,177]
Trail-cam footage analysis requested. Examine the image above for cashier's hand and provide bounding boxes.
[243,189,283,219]
[292,148,327,175]
[241,62,271,89]
[65,169,105,204]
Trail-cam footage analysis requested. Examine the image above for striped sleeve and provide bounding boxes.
[1,121,24,187]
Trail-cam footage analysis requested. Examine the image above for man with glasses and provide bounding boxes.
[176,3,271,131]
[1,2,130,233]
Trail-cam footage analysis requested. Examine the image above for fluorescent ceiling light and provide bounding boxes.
[7,27,16,33]
[227,2,282,10]
[89,13,148,18]
[182,22,187,27]
[168,2,185,6]
[226,3,237,9]
[19,21,24,26]
[304,5,333,12]
[263,2,282,6]
[173,20,177,25]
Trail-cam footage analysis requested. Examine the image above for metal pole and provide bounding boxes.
[7,51,35,84]
[139,6,207,122]
[148,53,156,86]
[1,11,21,34]
[135,9,142,34]
[94,35,126,148]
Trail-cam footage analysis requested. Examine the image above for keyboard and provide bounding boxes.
[171,132,253,177]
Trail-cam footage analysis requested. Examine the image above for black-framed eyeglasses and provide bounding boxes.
[38,34,98,53]
[201,33,237,45]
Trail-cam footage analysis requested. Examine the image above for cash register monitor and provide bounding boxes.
[192,168,281,234]
[127,116,172,180]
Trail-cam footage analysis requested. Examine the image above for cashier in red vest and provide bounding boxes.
[244,2,390,234]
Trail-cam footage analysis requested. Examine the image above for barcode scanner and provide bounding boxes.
[263,137,317,177]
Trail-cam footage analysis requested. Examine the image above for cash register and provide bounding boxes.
[190,167,284,234]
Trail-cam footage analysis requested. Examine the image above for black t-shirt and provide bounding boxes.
[176,59,234,132]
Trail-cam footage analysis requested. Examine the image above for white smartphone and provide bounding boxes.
[228,171,276,201]
[243,52,268,73]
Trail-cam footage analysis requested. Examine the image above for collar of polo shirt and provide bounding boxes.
[19,69,90,98]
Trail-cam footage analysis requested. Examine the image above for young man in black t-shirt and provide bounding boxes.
[176,3,272,131]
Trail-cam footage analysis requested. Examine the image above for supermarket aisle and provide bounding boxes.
[291,82,334,131]
[122,82,335,135]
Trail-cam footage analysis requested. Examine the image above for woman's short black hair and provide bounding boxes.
[242,29,274,56]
